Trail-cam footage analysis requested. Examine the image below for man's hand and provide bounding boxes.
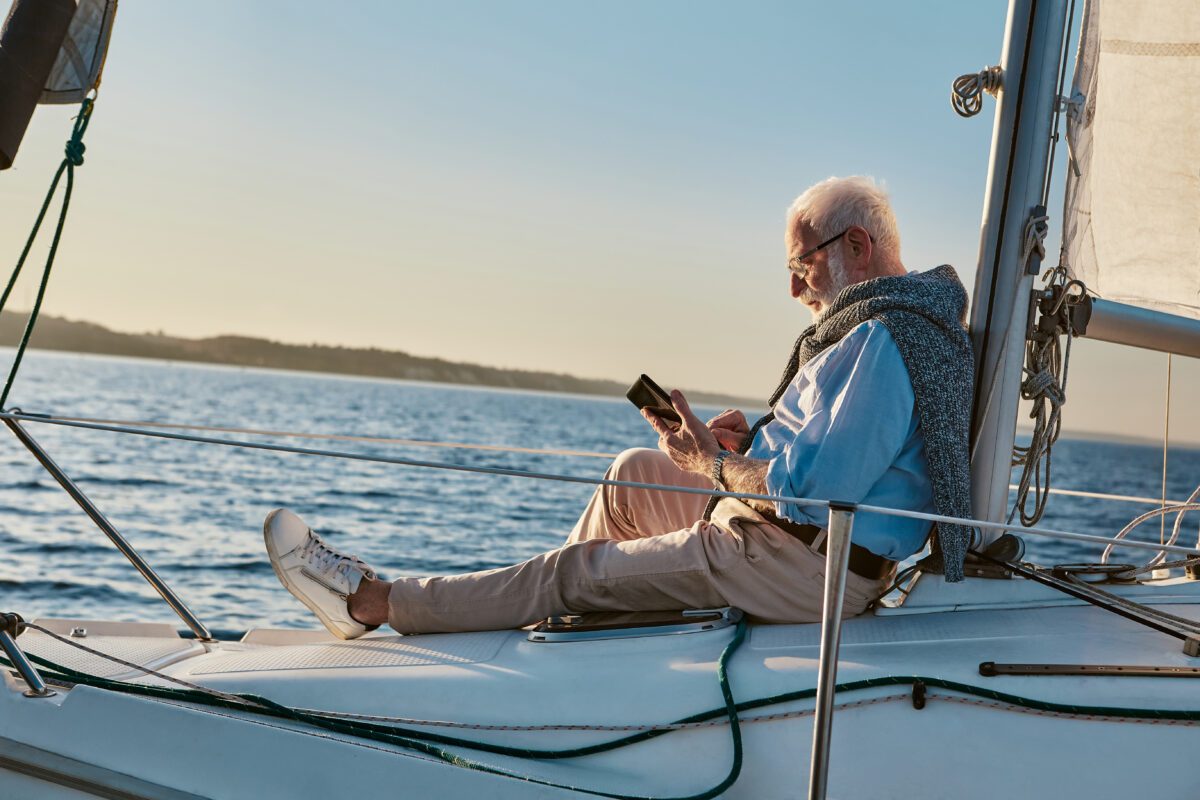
[706,409,749,451]
[642,390,721,476]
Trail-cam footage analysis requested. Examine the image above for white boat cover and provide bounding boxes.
[39,0,116,105]
[1063,0,1200,319]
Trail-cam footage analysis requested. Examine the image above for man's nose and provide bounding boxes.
[790,271,805,298]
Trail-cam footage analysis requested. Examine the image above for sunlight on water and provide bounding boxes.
[2,350,1198,631]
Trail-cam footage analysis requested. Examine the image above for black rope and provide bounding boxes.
[5,621,749,800]
[0,98,94,409]
[971,550,1199,643]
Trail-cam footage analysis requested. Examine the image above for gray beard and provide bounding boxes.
[820,245,854,307]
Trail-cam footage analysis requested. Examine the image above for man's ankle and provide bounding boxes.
[347,577,390,627]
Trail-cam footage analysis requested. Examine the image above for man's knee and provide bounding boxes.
[606,447,673,481]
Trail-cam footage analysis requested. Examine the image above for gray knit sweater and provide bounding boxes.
[741,265,975,582]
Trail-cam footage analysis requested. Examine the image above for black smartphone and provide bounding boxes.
[626,374,682,426]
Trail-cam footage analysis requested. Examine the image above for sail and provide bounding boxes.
[40,0,116,105]
[1062,0,1200,320]
[0,0,116,168]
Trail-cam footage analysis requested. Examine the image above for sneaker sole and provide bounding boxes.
[263,509,361,641]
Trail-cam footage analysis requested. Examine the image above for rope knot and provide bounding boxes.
[1,96,94,409]
[1021,369,1061,404]
[64,139,86,166]
[63,97,94,167]
[1020,213,1049,270]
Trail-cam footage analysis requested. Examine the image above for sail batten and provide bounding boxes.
[1063,0,1200,322]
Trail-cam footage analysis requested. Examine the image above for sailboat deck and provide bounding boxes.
[16,576,1200,730]
[10,577,1200,800]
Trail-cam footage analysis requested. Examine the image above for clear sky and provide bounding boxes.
[1,1,1197,443]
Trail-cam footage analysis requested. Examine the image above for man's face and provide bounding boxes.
[786,223,848,317]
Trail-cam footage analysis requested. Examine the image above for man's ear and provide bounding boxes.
[845,226,873,274]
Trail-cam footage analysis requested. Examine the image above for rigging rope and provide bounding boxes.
[6,621,1200,789]
[3,410,1199,559]
[0,98,95,409]
[30,412,619,459]
[971,550,1200,643]
[1161,354,1173,551]
[1101,496,1200,567]
[1042,0,1079,203]
[951,66,1003,117]
[1009,265,1090,526]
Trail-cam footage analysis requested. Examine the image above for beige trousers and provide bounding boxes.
[387,448,889,633]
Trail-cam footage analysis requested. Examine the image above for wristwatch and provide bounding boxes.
[711,449,731,490]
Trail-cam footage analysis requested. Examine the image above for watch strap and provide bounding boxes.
[711,449,731,490]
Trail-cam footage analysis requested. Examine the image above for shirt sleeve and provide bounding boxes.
[764,321,917,528]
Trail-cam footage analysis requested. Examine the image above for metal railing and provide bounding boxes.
[2,418,212,641]
[0,613,53,698]
[807,503,856,800]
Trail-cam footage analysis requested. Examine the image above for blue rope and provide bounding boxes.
[0,97,94,409]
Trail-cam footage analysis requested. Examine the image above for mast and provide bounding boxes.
[968,0,1070,537]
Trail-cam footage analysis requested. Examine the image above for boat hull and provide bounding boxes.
[5,582,1200,799]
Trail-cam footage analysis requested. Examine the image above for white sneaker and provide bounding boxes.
[264,508,379,640]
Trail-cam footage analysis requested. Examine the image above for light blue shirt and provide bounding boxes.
[746,320,934,560]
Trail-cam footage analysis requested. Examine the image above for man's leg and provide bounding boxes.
[347,448,718,632]
[567,447,713,544]
[287,505,889,636]
[359,519,739,634]
[268,449,721,639]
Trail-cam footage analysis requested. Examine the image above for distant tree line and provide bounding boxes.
[0,313,753,407]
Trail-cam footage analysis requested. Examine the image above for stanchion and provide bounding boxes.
[807,502,856,800]
[0,613,54,698]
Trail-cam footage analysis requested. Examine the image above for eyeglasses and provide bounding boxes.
[786,230,848,279]
[786,228,872,278]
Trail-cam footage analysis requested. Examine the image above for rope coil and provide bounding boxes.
[951,66,1003,118]
[1010,265,1090,527]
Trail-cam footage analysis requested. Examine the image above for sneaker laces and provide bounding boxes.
[299,533,370,585]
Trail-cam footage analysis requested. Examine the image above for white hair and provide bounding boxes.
[786,176,901,260]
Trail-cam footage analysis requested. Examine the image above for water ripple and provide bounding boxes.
[3,349,1197,631]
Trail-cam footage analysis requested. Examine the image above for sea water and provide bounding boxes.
[1,349,1198,632]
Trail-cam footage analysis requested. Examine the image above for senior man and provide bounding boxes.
[264,176,974,638]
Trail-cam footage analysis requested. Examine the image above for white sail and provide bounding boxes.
[39,0,117,105]
[1063,0,1200,320]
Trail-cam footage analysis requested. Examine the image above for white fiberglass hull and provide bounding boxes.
[4,576,1200,799]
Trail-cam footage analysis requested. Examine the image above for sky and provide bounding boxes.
[1,1,1197,443]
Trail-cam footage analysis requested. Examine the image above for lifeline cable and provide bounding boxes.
[4,410,1200,560]
[12,410,1189,506]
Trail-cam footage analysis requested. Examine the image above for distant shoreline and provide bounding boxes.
[0,313,758,408]
[6,314,1196,449]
